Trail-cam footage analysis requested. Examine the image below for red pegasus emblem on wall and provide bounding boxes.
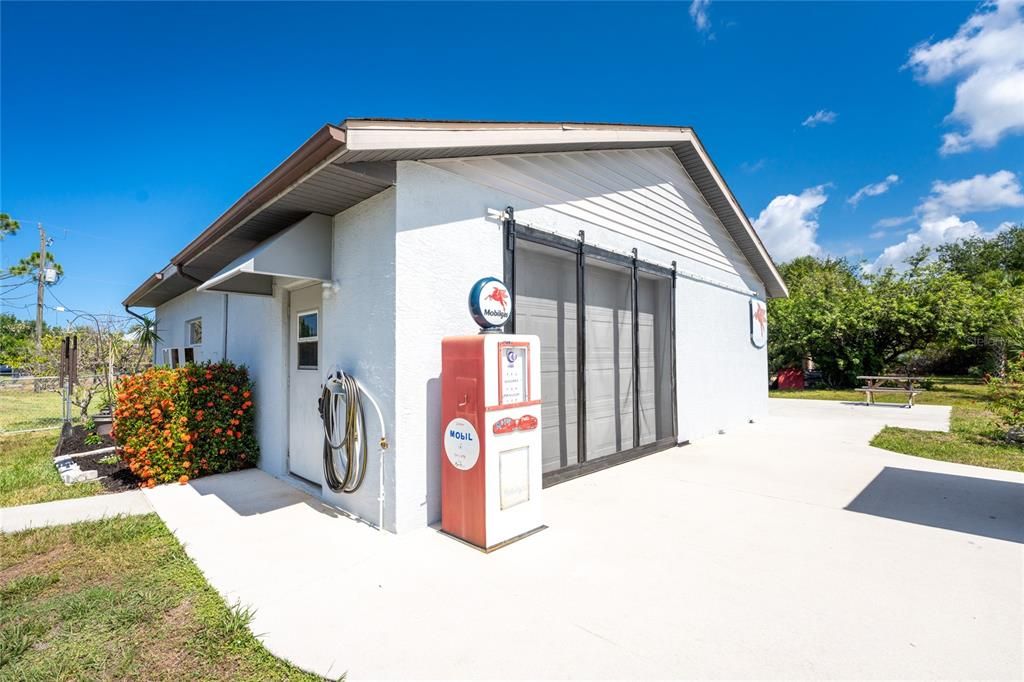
[485,287,510,310]
[753,304,767,335]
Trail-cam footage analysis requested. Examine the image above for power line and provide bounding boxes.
[4,215,166,255]
[46,288,133,322]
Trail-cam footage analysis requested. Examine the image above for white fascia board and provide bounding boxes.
[343,124,691,152]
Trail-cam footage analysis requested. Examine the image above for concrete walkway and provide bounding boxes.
[143,399,1024,680]
[1,490,153,533]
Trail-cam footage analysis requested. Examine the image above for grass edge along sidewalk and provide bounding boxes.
[771,379,1024,473]
[0,514,327,680]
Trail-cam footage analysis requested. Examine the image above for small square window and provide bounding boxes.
[298,341,318,369]
[298,312,318,340]
[297,310,318,370]
[186,318,203,346]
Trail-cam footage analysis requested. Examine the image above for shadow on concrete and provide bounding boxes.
[846,467,1024,543]
[189,470,343,519]
[839,401,910,409]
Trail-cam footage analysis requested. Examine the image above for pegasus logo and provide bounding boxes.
[485,287,510,310]
[753,304,767,335]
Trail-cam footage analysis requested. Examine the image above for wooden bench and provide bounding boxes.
[856,376,926,407]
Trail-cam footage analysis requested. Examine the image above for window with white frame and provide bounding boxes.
[186,318,203,346]
[297,310,318,370]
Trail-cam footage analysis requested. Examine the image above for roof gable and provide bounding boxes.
[125,120,786,308]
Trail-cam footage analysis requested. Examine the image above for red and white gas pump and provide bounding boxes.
[441,277,545,551]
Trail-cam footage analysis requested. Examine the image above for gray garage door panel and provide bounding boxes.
[514,242,579,473]
[585,260,634,460]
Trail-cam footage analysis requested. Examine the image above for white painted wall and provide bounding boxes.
[226,290,288,478]
[675,278,768,442]
[154,289,228,365]
[395,155,769,528]
[320,188,398,530]
[393,163,506,531]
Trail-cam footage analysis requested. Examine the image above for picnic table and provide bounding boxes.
[856,375,927,407]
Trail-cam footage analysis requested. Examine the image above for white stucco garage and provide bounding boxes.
[124,119,788,532]
[142,399,1024,680]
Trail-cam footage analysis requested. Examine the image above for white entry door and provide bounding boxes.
[288,284,323,484]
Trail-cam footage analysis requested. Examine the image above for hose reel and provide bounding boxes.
[318,369,367,493]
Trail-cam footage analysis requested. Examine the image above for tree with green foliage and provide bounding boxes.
[0,213,19,240]
[936,225,1024,286]
[769,254,991,387]
[0,313,39,369]
[129,315,162,372]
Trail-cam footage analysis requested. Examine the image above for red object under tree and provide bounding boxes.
[777,367,805,390]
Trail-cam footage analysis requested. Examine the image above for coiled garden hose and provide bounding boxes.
[318,370,367,493]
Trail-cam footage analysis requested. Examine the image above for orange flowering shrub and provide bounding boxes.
[113,361,259,486]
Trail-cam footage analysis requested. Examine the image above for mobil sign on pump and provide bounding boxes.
[440,277,544,551]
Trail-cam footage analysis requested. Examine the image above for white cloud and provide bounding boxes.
[753,185,829,263]
[907,0,1024,154]
[870,170,1024,270]
[848,174,900,206]
[802,110,838,127]
[874,215,915,228]
[689,0,711,33]
[918,169,1024,219]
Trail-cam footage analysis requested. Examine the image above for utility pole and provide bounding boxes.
[35,222,46,350]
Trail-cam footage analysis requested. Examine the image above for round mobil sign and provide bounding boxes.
[444,417,480,471]
[468,277,512,329]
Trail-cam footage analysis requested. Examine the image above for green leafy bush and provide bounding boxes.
[113,361,258,486]
[988,353,1024,439]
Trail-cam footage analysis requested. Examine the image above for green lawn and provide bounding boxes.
[0,431,103,507]
[771,378,1024,473]
[0,389,65,433]
[770,377,990,407]
[0,514,324,680]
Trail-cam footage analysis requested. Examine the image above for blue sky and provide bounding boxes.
[2,1,1023,321]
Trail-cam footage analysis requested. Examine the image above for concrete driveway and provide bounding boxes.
[145,399,1023,680]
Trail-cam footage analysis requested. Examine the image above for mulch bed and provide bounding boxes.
[56,424,116,458]
[73,451,141,493]
[56,424,141,493]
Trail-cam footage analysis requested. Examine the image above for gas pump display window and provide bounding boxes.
[297,311,319,370]
[498,343,529,405]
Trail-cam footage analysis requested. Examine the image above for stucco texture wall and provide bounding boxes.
[393,162,506,531]
[321,188,398,530]
[675,278,768,442]
[154,289,227,365]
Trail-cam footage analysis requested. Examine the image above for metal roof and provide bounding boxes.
[125,119,787,307]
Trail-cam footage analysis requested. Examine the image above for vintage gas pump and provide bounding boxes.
[441,277,545,551]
